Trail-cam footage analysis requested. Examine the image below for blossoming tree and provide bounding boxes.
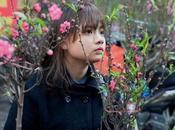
[0,1,68,130]
[95,0,175,129]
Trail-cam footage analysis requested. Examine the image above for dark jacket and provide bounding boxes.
[4,69,106,130]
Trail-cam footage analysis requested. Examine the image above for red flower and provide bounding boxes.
[33,3,41,13]
[11,28,19,39]
[42,27,49,33]
[59,21,71,33]
[22,21,29,32]
[129,43,138,51]
[134,54,140,63]
[136,72,143,79]
[108,79,116,92]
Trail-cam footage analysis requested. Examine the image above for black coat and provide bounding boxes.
[4,69,106,130]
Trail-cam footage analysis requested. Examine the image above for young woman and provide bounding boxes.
[4,1,106,130]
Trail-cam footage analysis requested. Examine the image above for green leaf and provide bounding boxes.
[130,62,137,74]
[35,18,46,27]
[141,32,149,55]
[111,71,121,77]
[110,8,118,21]
[0,16,5,29]
[117,4,124,10]
[151,0,158,10]
[4,27,11,35]
[105,15,111,22]
[168,24,174,33]
[99,84,108,94]
[65,3,77,12]
[36,24,43,34]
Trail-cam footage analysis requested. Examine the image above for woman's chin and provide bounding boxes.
[90,57,103,63]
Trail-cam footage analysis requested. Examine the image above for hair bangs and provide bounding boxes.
[79,3,105,31]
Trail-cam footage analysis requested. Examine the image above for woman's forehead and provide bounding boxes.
[81,21,105,30]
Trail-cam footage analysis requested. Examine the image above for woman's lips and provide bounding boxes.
[95,47,104,51]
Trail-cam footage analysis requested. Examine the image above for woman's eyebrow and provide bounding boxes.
[84,25,94,29]
[99,26,104,29]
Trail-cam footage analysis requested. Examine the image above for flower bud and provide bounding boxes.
[47,49,53,56]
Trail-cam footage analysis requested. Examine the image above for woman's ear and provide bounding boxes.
[60,42,68,50]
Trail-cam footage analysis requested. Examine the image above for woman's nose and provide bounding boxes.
[95,33,105,45]
[96,40,104,45]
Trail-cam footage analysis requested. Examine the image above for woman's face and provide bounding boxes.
[62,22,106,63]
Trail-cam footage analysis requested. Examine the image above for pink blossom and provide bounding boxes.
[11,28,19,39]
[59,21,71,33]
[146,0,153,12]
[22,21,29,32]
[136,72,143,79]
[33,3,41,13]
[134,54,140,63]
[129,43,138,51]
[48,4,62,21]
[42,27,49,33]
[108,79,116,91]
[0,39,15,59]
[47,49,53,56]
[62,0,66,4]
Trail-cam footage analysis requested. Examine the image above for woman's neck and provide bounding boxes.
[65,58,89,81]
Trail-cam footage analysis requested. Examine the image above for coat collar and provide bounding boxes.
[68,65,105,90]
[41,64,105,92]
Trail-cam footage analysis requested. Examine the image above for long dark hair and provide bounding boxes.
[41,1,105,88]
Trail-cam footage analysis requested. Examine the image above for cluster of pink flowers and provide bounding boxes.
[48,4,63,21]
[0,39,15,59]
[59,21,71,33]
[33,2,63,21]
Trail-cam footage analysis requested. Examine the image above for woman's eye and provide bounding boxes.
[85,30,93,34]
[100,30,104,34]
